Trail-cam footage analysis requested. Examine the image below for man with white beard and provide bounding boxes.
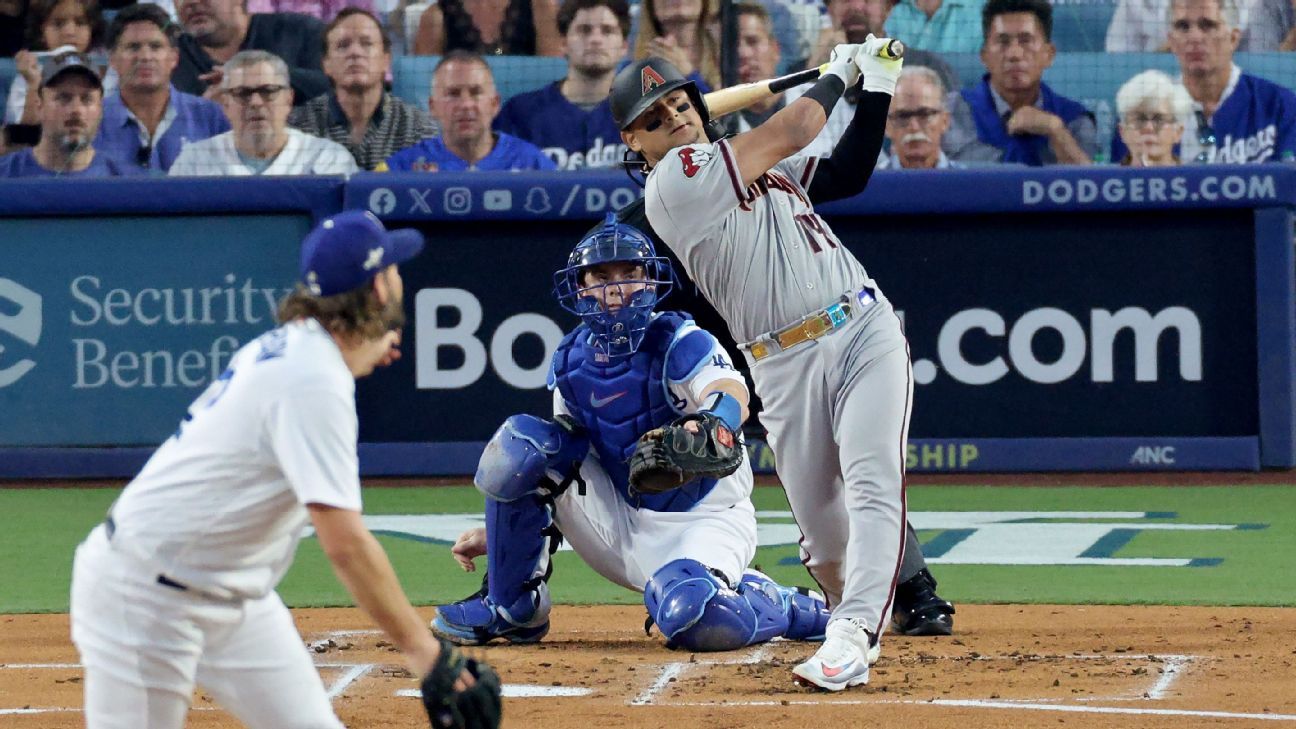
[876,65,961,169]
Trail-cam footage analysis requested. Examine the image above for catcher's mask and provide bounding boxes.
[553,214,675,358]
[611,57,726,182]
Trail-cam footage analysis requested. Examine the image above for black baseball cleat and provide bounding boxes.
[891,568,955,636]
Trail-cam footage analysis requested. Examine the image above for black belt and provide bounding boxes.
[103,515,189,592]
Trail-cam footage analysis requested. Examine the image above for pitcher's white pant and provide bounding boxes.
[553,457,758,590]
[70,525,343,729]
[749,302,911,639]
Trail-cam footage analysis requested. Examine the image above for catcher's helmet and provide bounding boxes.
[553,213,675,358]
[610,57,717,134]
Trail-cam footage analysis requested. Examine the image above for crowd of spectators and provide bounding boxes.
[0,0,1294,177]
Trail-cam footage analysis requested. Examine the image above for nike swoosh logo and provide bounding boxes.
[821,660,854,678]
[589,391,628,408]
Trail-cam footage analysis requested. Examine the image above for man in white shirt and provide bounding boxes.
[876,65,961,168]
[70,210,500,729]
[170,49,357,175]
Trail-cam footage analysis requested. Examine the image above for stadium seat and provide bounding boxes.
[391,55,571,109]
[0,59,14,115]
[1050,0,1119,52]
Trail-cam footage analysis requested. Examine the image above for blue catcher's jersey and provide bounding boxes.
[549,312,723,512]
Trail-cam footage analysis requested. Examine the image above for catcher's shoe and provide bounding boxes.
[431,589,550,646]
[791,618,874,691]
[890,568,955,637]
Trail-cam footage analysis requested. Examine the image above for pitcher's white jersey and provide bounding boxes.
[644,138,879,343]
[107,318,362,601]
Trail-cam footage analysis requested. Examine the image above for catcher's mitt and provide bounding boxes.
[421,638,502,729]
[628,412,743,495]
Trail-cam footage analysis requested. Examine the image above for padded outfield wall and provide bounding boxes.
[0,166,1292,477]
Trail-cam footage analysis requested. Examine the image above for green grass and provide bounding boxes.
[2,483,1293,613]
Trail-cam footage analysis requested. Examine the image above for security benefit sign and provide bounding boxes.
[0,215,305,446]
[829,208,1259,439]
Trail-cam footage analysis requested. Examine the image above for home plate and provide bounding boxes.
[396,685,594,699]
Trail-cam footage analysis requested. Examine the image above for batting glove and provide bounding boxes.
[855,34,904,96]
[825,43,862,89]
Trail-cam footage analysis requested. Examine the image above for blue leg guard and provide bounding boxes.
[644,559,791,652]
[431,495,557,645]
[739,570,832,641]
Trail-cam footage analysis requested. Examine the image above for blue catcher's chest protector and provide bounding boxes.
[552,312,718,512]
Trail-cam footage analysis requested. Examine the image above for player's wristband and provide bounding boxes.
[803,74,846,119]
[701,392,743,431]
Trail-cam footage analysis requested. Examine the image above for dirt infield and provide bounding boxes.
[3,605,1294,728]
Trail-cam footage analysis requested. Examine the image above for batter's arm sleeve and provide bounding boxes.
[267,388,363,512]
[806,90,891,205]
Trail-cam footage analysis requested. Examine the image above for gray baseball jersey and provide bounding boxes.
[644,139,883,344]
[644,136,911,640]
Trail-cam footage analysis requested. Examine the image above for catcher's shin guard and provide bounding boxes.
[432,494,562,645]
[644,559,790,652]
[739,570,831,641]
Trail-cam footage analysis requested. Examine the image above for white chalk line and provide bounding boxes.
[629,642,773,707]
[1146,654,1191,700]
[650,698,1296,721]
[326,663,375,699]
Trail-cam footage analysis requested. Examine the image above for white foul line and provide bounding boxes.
[1146,655,1191,700]
[631,662,690,706]
[326,663,374,699]
[649,698,1296,721]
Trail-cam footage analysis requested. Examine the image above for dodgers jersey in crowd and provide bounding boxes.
[380,132,556,172]
[1111,66,1296,163]
[644,140,880,343]
[549,311,753,512]
[494,81,628,169]
[104,319,362,600]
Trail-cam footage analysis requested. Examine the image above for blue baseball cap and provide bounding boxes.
[300,211,425,297]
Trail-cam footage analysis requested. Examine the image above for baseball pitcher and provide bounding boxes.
[604,39,916,690]
[431,215,838,654]
[69,212,500,729]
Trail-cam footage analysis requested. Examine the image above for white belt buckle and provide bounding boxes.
[857,287,876,308]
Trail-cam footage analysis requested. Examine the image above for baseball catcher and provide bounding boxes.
[430,215,840,654]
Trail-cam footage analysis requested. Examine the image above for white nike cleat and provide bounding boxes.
[791,617,874,691]
[867,637,882,665]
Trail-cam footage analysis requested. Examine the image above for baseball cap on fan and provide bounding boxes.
[300,211,425,297]
[39,51,103,90]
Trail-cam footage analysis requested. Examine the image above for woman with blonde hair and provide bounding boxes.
[1115,69,1193,167]
[632,0,720,90]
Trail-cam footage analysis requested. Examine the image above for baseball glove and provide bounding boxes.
[420,638,502,729]
[628,413,743,495]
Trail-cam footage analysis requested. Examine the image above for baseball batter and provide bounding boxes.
[431,216,834,653]
[69,211,500,729]
[607,41,908,690]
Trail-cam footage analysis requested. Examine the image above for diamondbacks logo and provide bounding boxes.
[678,147,712,178]
[641,66,666,95]
[0,278,42,388]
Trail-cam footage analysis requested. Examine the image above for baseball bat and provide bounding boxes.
[703,39,905,118]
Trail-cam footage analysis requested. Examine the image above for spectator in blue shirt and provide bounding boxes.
[96,3,229,173]
[0,50,133,175]
[380,51,553,172]
[494,0,630,170]
[884,0,985,53]
[1111,0,1296,163]
[943,0,1096,165]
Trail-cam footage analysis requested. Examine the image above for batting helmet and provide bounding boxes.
[553,213,675,358]
[610,57,715,133]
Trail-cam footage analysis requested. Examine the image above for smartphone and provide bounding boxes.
[2,124,41,147]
